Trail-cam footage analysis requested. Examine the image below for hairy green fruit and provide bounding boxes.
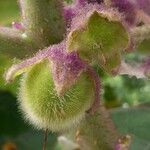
[19,61,94,131]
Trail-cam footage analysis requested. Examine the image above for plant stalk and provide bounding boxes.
[0,27,38,58]
[68,105,119,150]
[19,0,66,47]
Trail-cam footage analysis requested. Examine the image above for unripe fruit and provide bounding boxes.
[19,60,94,131]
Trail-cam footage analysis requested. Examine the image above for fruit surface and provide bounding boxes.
[19,60,94,131]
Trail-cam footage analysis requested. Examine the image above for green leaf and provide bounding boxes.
[15,131,58,150]
[0,130,58,150]
[0,91,28,136]
[130,136,150,150]
[67,11,129,74]
[111,107,150,149]
[137,39,150,54]
[0,90,58,150]
[0,0,19,25]
[0,55,18,94]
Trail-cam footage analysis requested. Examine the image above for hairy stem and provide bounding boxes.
[0,27,38,58]
[43,129,48,150]
[69,105,119,150]
[20,0,66,47]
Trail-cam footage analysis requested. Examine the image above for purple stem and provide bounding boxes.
[86,64,101,113]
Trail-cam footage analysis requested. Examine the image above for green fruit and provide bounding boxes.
[19,60,94,131]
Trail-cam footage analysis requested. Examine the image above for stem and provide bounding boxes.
[69,106,119,150]
[20,0,65,47]
[43,129,48,150]
[0,27,38,58]
[86,65,101,113]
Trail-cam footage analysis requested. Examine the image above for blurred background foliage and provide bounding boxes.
[0,0,150,150]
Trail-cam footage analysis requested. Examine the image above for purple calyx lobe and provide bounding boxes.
[48,43,101,112]
[49,45,101,112]
[6,42,101,113]
[49,45,86,96]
